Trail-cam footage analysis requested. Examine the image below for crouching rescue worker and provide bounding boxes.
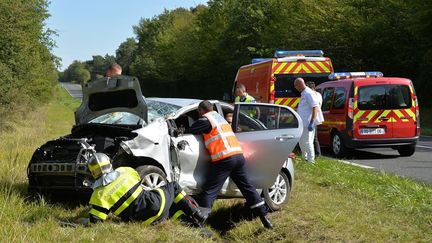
[185,100,273,229]
[82,153,206,226]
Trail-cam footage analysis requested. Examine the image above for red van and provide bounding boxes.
[316,72,420,157]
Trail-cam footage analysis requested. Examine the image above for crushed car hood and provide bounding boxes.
[120,118,173,181]
[75,75,148,125]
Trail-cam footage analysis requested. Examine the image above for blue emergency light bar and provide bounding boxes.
[251,58,273,64]
[329,71,384,80]
[274,50,324,58]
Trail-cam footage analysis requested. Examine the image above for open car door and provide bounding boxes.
[232,103,302,188]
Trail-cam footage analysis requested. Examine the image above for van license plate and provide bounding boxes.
[360,128,385,135]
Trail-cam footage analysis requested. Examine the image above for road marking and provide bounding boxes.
[416,145,432,149]
[337,159,374,169]
[322,156,375,169]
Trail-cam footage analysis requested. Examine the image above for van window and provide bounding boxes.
[322,87,335,111]
[274,74,329,98]
[388,85,411,109]
[358,85,412,110]
[332,88,346,109]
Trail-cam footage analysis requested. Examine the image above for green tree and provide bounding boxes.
[0,0,58,127]
[85,54,116,80]
[116,38,137,74]
[125,0,430,105]
[64,61,90,84]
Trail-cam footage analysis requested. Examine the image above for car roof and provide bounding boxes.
[317,77,412,88]
[146,97,203,108]
[352,77,412,84]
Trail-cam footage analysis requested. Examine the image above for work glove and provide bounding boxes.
[308,122,314,132]
[78,217,90,227]
[58,218,90,227]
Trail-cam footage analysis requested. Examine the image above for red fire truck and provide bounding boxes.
[233,50,334,108]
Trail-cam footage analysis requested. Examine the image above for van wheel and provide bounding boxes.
[263,171,291,211]
[135,165,167,190]
[331,132,350,158]
[397,145,416,157]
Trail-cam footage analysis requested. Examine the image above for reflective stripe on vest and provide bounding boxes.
[89,207,108,220]
[174,190,186,204]
[143,188,166,226]
[203,111,243,162]
[172,210,185,221]
[113,184,143,215]
[89,167,142,220]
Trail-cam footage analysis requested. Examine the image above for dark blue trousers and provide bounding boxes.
[197,154,267,216]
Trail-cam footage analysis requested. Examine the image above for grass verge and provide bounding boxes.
[0,85,430,242]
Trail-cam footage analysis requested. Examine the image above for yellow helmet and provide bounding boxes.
[87,153,112,179]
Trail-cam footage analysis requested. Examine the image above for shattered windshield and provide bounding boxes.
[88,100,181,125]
[147,99,181,123]
[89,112,144,125]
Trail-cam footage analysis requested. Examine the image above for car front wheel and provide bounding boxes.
[262,171,290,211]
[135,165,168,191]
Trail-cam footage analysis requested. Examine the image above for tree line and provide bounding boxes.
[0,0,58,128]
[63,0,431,107]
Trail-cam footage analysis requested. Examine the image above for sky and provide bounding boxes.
[47,0,208,70]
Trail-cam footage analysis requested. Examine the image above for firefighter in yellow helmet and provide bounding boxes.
[83,153,206,226]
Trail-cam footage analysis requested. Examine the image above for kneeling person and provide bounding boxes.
[85,153,206,226]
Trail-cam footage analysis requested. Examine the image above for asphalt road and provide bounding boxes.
[61,82,431,184]
[61,82,83,100]
[323,136,432,184]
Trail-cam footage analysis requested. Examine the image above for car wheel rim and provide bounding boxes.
[268,174,287,205]
[333,135,341,154]
[142,172,166,190]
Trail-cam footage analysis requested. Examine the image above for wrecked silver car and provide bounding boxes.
[28,76,302,210]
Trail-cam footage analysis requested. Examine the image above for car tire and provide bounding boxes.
[397,145,415,157]
[331,132,350,158]
[262,171,290,211]
[135,165,168,191]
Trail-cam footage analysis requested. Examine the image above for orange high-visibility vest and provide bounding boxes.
[203,111,243,162]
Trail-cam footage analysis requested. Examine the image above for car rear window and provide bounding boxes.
[357,85,412,110]
[275,74,329,98]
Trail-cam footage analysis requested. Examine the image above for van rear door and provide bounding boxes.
[387,80,416,138]
[353,79,416,139]
[353,80,393,139]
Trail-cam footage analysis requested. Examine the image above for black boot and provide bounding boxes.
[175,194,208,226]
[191,208,208,226]
[259,215,273,229]
[252,204,273,229]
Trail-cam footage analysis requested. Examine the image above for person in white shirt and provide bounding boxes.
[294,78,320,163]
[307,81,324,157]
